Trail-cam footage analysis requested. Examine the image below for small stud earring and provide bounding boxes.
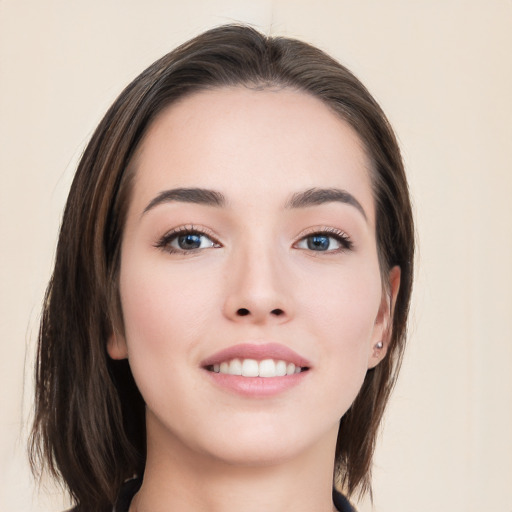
[375,341,383,349]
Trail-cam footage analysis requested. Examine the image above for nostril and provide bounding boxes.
[271,308,284,316]
[237,308,250,316]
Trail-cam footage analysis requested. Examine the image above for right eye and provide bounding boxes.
[156,228,221,254]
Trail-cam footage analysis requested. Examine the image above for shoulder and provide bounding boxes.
[333,488,357,512]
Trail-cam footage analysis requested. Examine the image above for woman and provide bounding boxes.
[31,24,414,512]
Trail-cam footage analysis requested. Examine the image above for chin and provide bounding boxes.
[187,415,339,469]
[205,437,300,467]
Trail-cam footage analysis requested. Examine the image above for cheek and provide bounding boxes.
[302,258,383,407]
[322,286,380,404]
[119,254,219,361]
[117,257,218,412]
[306,260,382,342]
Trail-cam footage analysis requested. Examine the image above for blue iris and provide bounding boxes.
[307,235,330,251]
[178,234,203,250]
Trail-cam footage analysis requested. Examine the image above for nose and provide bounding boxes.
[223,244,293,325]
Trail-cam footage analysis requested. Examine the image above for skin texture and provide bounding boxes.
[108,87,399,512]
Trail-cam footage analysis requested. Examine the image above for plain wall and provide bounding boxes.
[1,1,511,511]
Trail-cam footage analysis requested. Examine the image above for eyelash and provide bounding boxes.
[154,226,353,254]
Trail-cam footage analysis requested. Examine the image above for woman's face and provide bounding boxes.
[109,87,397,467]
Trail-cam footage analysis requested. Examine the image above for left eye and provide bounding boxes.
[295,233,351,252]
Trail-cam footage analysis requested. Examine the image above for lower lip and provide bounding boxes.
[204,370,308,397]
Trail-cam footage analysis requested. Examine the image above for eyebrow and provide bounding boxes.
[142,186,367,221]
[143,187,226,215]
[285,187,367,220]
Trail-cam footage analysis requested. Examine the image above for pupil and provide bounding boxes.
[308,235,329,251]
[178,234,201,249]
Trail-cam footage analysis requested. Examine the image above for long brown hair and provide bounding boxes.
[30,24,414,511]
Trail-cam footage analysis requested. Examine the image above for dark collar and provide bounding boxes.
[332,488,357,512]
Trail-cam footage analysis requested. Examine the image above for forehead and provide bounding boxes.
[129,86,375,221]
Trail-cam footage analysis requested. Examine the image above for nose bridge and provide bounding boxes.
[223,230,291,323]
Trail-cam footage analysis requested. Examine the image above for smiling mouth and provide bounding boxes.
[205,358,309,378]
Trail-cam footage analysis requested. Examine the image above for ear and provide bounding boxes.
[107,331,128,360]
[367,265,401,369]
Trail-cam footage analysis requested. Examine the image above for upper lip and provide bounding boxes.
[201,342,311,368]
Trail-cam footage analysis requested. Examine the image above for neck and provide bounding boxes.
[131,415,339,512]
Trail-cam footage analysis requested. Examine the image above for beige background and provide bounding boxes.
[1,1,511,511]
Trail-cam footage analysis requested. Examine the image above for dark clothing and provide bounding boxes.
[114,477,141,512]
[113,477,356,512]
[332,488,357,512]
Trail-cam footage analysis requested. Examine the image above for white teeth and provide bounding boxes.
[228,358,242,375]
[259,359,276,377]
[212,358,305,377]
[241,359,259,377]
[275,360,287,376]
